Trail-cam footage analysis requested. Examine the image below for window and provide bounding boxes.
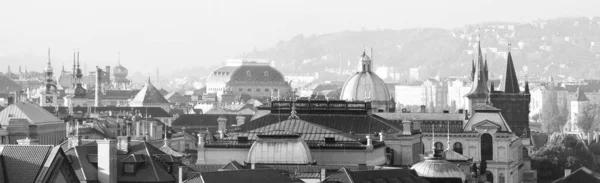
[124,164,135,174]
[453,142,463,154]
[265,88,270,92]
[247,88,252,92]
[434,142,444,155]
[264,71,269,76]
[246,71,251,77]
[481,133,493,161]
[274,89,278,92]
[238,88,243,92]
[256,88,260,92]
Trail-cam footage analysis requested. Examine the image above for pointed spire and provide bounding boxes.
[7,65,10,74]
[503,45,520,93]
[471,58,475,81]
[466,37,489,98]
[575,86,589,101]
[47,47,51,64]
[118,52,121,65]
[524,81,530,94]
[289,105,299,119]
[490,81,495,92]
[77,49,80,68]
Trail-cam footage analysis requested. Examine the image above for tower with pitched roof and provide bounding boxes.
[569,86,589,132]
[489,44,531,137]
[465,40,490,112]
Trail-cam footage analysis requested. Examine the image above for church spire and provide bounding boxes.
[359,51,372,72]
[575,86,589,101]
[465,38,489,98]
[503,43,520,93]
[471,58,475,81]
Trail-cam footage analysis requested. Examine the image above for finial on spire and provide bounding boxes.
[77,49,80,67]
[289,105,299,119]
[508,42,512,51]
[47,47,51,64]
[118,52,121,65]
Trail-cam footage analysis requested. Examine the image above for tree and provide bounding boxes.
[531,133,597,180]
[541,91,568,133]
[576,104,600,133]
[531,113,540,123]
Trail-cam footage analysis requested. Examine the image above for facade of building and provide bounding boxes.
[205,61,292,101]
[340,52,395,112]
[568,87,589,132]
[0,102,66,145]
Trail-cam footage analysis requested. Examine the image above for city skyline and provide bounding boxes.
[1,0,600,74]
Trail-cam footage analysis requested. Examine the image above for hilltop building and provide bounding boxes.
[205,60,292,101]
[340,51,395,112]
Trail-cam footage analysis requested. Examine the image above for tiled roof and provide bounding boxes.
[184,169,295,183]
[44,106,172,118]
[165,92,190,104]
[0,102,63,126]
[228,65,287,84]
[219,161,245,170]
[239,113,402,134]
[553,167,600,183]
[324,168,428,183]
[375,112,464,121]
[130,79,169,105]
[0,145,54,183]
[187,164,223,172]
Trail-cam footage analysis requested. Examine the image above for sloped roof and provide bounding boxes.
[240,113,402,134]
[165,91,190,104]
[375,112,464,121]
[502,51,520,93]
[184,169,295,183]
[463,110,511,132]
[553,167,600,183]
[0,145,54,183]
[172,114,253,132]
[0,102,63,126]
[324,168,428,183]
[130,79,169,106]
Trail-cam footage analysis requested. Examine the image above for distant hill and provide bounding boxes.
[244,17,600,80]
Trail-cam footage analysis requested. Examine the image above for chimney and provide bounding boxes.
[97,139,117,183]
[197,133,205,148]
[95,67,102,107]
[420,105,426,113]
[320,168,327,182]
[178,166,188,183]
[402,120,413,135]
[379,132,385,142]
[218,131,225,139]
[235,115,245,126]
[413,121,422,131]
[564,169,571,177]
[117,136,130,153]
[17,137,39,145]
[217,116,227,134]
[464,110,469,120]
[68,136,81,149]
[366,135,373,149]
[251,163,256,170]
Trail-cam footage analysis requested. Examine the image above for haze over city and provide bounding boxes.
[1,0,600,74]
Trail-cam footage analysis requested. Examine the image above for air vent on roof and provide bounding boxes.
[237,136,248,143]
[325,137,335,144]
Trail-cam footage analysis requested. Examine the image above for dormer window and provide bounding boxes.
[246,71,251,77]
[264,71,269,77]
[124,164,136,174]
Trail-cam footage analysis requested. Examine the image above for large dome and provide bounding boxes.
[228,65,286,84]
[411,157,466,181]
[340,52,390,102]
[113,64,128,78]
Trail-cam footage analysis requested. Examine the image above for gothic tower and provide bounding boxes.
[569,87,589,132]
[489,45,531,137]
[465,40,489,112]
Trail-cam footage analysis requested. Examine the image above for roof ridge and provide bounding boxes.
[143,142,162,181]
[32,145,53,182]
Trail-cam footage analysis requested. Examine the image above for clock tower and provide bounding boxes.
[40,47,58,107]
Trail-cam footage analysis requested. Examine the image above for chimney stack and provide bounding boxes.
[420,105,426,113]
[178,166,188,183]
[320,168,327,182]
[95,67,102,107]
[379,132,385,142]
[97,139,117,183]
[117,136,130,153]
[402,120,413,135]
[217,116,227,134]
[366,135,373,149]
[235,115,245,126]
[564,169,571,177]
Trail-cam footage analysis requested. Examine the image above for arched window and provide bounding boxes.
[246,70,251,77]
[453,142,463,154]
[434,142,444,155]
[481,133,493,161]
[264,71,269,77]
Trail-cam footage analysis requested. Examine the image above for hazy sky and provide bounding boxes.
[1,0,599,74]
